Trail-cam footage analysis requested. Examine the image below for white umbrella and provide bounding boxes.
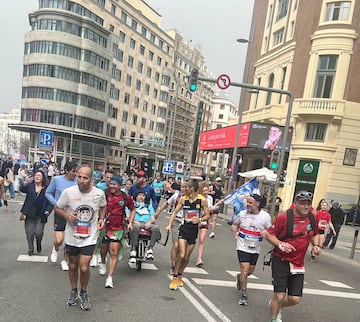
[238,167,277,183]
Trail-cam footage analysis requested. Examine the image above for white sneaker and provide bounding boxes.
[105,276,113,288]
[209,232,215,239]
[98,263,106,275]
[60,260,69,271]
[128,250,136,264]
[50,247,58,263]
[97,254,102,264]
[145,248,154,260]
[90,255,98,267]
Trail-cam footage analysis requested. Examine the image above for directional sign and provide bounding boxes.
[216,74,231,90]
[162,160,175,175]
[39,130,54,151]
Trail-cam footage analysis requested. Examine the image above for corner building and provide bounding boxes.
[242,0,360,207]
[13,0,176,172]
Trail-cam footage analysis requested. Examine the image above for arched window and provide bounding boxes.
[266,73,274,105]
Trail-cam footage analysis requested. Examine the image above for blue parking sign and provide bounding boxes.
[39,130,54,151]
[162,160,175,175]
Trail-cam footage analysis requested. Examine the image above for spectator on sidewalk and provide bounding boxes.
[323,201,345,249]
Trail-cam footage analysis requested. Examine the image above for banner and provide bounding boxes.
[223,178,260,223]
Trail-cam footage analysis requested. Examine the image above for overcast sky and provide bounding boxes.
[0,0,254,113]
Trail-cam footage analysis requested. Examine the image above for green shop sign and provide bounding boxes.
[297,160,319,177]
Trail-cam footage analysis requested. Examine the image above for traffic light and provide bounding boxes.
[279,170,287,183]
[270,149,280,170]
[188,68,199,92]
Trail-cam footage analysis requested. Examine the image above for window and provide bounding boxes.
[121,12,127,23]
[276,0,288,21]
[136,79,141,91]
[273,28,284,46]
[305,123,327,141]
[111,4,116,16]
[126,74,132,86]
[128,56,134,68]
[325,1,351,21]
[150,33,155,43]
[219,114,224,119]
[148,51,154,61]
[119,31,125,43]
[132,114,138,125]
[220,104,225,110]
[109,24,114,32]
[155,72,160,82]
[153,89,158,99]
[279,67,287,103]
[158,39,163,50]
[130,38,136,49]
[313,55,338,98]
[124,92,130,104]
[131,19,137,31]
[157,56,162,66]
[141,26,147,37]
[134,97,139,108]
[137,62,143,73]
[149,121,154,130]
[141,118,146,128]
[267,4,273,27]
[145,84,150,95]
[266,73,274,105]
[140,45,145,55]
[143,101,148,112]
[147,67,152,78]
[122,111,128,122]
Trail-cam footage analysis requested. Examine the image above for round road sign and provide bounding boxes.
[216,74,231,90]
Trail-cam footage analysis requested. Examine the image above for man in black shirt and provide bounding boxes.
[323,201,345,249]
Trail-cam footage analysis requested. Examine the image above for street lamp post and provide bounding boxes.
[167,84,179,161]
[226,30,254,193]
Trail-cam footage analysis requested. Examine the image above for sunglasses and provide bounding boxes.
[295,191,313,199]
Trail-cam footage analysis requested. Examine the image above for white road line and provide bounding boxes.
[17,254,48,263]
[182,277,232,322]
[184,267,209,274]
[127,262,158,270]
[319,280,353,289]
[167,275,218,322]
[226,270,258,279]
[192,278,360,299]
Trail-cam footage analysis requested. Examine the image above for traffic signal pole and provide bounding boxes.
[195,75,294,217]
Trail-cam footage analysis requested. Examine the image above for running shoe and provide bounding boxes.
[196,259,204,267]
[238,293,248,306]
[79,290,92,311]
[169,277,178,290]
[209,232,215,239]
[67,289,78,306]
[98,263,107,275]
[236,273,241,290]
[145,248,154,260]
[177,276,184,287]
[128,250,136,264]
[50,247,58,263]
[105,276,113,288]
[90,255,98,267]
[169,266,175,275]
[60,260,69,271]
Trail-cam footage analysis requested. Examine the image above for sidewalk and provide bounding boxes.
[218,209,360,267]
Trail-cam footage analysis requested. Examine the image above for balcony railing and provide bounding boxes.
[293,98,345,118]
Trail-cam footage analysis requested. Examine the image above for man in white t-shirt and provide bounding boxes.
[231,194,271,306]
[56,166,106,311]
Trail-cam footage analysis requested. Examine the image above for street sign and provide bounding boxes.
[176,161,184,173]
[216,74,231,90]
[162,160,175,175]
[39,130,54,151]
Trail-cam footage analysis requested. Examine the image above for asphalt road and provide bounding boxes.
[1,195,360,322]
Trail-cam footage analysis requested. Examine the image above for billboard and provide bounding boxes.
[199,122,293,151]
[198,123,251,150]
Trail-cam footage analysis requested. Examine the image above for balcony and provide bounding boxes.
[293,98,345,120]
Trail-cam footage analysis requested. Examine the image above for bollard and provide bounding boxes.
[349,229,359,259]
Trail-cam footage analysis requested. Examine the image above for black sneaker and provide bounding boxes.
[79,290,92,311]
[67,289,78,306]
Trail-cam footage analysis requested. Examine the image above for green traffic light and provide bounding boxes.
[189,83,197,92]
[271,163,278,170]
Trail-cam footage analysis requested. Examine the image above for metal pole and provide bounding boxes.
[69,113,74,161]
[168,85,179,161]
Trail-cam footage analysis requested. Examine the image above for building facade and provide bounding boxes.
[10,0,215,177]
[241,0,360,207]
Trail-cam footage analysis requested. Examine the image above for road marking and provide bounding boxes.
[17,254,48,263]
[192,278,360,299]
[167,275,227,322]
[319,280,353,289]
[226,270,258,279]
[184,267,208,274]
[128,262,158,270]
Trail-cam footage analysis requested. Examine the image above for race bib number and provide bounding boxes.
[154,188,160,193]
[318,219,327,230]
[73,221,91,239]
[184,209,199,222]
[289,262,305,275]
[244,237,257,248]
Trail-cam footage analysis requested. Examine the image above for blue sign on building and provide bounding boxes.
[162,160,175,175]
[39,130,54,151]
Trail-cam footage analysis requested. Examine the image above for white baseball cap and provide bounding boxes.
[215,177,222,182]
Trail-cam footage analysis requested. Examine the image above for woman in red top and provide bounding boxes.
[311,201,336,260]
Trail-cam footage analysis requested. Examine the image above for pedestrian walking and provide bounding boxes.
[56,166,107,311]
[20,170,52,255]
[262,191,321,322]
[323,201,345,249]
